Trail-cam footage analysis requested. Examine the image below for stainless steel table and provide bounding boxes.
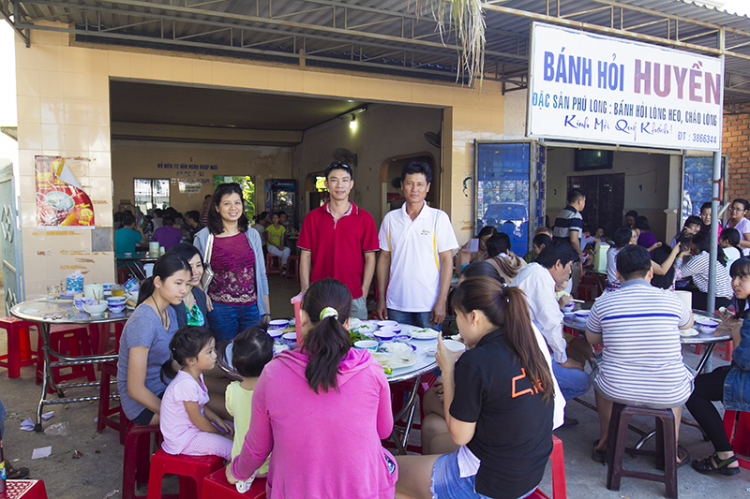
[11,298,132,431]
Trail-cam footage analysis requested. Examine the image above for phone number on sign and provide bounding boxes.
[692,134,717,144]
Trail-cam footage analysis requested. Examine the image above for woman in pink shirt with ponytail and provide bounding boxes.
[226,278,397,498]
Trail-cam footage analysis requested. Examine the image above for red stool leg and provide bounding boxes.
[551,435,567,499]
[122,424,160,499]
[6,320,21,378]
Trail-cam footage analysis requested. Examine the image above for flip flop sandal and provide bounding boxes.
[677,445,690,468]
[592,439,607,465]
[6,466,30,480]
[692,452,740,476]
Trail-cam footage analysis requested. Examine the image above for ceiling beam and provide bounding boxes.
[111,122,304,146]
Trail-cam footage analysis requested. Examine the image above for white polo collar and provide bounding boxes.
[400,200,430,220]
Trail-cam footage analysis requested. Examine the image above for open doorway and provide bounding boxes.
[567,173,625,236]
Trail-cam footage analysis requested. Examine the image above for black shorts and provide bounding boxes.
[129,391,164,426]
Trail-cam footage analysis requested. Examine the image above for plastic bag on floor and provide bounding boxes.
[43,422,69,436]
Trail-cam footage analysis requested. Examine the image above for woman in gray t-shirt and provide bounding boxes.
[117,254,192,426]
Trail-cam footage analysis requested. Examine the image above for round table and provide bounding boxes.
[11,298,132,431]
[215,321,439,455]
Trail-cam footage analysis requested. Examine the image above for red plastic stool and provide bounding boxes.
[90,321,126,356]
[201,468,266,499]
[549,435,567,499]
[97,360,127,444]
[122,423,162,499]
[285,254,300,282]
[147,449,225,499]
[36,324,96,389]
[0,317,39,378]
[723,410,750,458]
[2,480,49,499]
[265,253,281,275]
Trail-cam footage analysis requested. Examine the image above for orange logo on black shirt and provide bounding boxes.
[512,368,545,398]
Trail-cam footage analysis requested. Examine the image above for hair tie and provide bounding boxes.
[320,307,339,321]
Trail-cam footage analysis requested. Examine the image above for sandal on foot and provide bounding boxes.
[692,452,740,476]
[677,445,690,468]
[592,439,607,464]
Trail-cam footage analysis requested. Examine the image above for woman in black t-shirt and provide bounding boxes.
[395,276,555,499]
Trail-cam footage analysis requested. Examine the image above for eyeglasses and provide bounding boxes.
[730,207,745,212]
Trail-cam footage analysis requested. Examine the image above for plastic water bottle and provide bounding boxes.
[235,470,258,494]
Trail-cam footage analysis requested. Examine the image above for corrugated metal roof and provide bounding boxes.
[5,0,750,105]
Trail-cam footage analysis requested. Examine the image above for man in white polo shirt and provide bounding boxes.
[376,162,459,329]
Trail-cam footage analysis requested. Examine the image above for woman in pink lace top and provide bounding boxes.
[194,183,270,342]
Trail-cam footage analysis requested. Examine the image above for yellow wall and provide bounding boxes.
[111,141,292,215]
[14,22,504,296]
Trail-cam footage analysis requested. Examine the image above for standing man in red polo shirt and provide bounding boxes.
[297,162,379,319]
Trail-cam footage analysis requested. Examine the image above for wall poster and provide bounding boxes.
[35,156,95,229]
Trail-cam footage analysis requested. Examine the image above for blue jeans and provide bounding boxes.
[208,302,260,342]
[551,359,591,400]
[387,309,441,331]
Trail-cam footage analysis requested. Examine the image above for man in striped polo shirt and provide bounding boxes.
[586,245,694,465]
[553,188,586,293]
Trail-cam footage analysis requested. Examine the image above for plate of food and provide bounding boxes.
[372,343,417,369]
[409,327,440,340]
[680,327,700,337]
[350,321,378,335]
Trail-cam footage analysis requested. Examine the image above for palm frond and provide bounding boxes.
[415,0,486,88]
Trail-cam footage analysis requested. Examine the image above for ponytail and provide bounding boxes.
[304,315,350,394]
[452,276,555,402]
[137,277,156,306]
[502,287,555,402]
[160,357,178,385]
[301,279,352,394]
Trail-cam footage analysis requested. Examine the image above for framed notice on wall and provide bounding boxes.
[527,22,724,152]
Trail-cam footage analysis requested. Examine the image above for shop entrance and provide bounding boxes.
[567,173,625,236]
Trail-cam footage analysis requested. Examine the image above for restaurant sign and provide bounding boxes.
[527,23,724,152]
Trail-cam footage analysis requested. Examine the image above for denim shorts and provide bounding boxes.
[431,450,536,499]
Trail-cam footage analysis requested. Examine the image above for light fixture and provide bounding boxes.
[349,116,357,130]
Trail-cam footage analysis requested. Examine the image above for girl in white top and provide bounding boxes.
[721,228,743,270]
[724,199,750,256]
[675,231,733,310]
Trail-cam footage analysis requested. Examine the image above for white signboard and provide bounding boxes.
[527,23,724,152]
